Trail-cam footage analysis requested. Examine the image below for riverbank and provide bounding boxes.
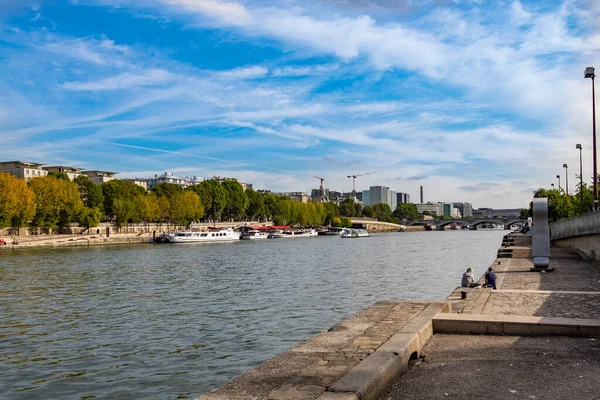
[0,232,152,249]
[198,232,600,400]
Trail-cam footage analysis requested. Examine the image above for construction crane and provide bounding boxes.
[347,172,377,194]
[313,176,325,190]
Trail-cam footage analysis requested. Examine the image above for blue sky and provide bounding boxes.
[1,0,599,208]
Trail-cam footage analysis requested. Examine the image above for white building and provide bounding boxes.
[0,161,48,181]
[43,166,84,180]
[82,170,117,185]
[122,179,148,191]
[146,172,191,190]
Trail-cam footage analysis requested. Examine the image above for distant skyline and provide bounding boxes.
[1,0,599,208]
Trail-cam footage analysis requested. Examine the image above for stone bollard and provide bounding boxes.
[532,198,550,268]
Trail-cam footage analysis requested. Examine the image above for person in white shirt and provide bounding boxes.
[461,267,480,288]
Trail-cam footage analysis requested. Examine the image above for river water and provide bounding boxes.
[0,230,505,399]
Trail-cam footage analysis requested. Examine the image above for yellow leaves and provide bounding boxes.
[0,172,36,228]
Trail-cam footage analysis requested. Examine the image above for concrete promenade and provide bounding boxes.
[384,235,600,400]
[197,233,600,400]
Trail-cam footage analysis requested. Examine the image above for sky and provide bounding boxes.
[1,0,599,208]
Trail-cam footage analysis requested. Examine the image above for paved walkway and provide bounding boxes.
[384,234,600,399]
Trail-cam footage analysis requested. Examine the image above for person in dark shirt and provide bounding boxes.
[484,267,497,289]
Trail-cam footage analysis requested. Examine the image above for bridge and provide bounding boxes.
[406,218,527,230]
[349,218,404,232]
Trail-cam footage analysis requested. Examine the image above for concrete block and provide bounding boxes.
[317,393,360,400]
[503,323,532,336]
[376,332,420,359]
[329,352,406,400]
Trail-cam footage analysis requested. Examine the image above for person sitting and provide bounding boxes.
[484,267,497,289]
[461,267,480,288]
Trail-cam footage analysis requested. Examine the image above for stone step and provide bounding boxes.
[432,313,600,337]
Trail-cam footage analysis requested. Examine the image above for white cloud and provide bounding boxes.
[62,69,176,90]
[160,0,252,25]
[214,65,269,79]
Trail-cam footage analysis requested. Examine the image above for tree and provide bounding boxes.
[169,191,204,225]
[47,171,70,181]
[340,217,352,228]
[0,173,36,229]
[136,194,161,223]
[245,188,266,221]
[340,198,360,217]
[152,182,184,199]
[519,208,530,220]
[362,205,375,219]
[372,203,394,223]
[323,202,340,226]
[393,203,418,221]
[74,175,104,209]
[102,180,145,220]
[331,217,342,227]
[188,179,227,222]
[78,207,102,229]
[112,198,135,228]
[422,210,432,216]
[29,176,83,230]
[221,179,249,221]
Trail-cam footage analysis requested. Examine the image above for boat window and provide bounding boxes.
[212,233,215,237]
[201,233,208,237]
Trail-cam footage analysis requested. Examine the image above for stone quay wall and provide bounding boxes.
[550,210,600,260]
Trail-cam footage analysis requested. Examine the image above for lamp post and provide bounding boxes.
[556,174,561,193]
[563,164,569,195]
[584,67,599,210]
[577,144,584,214]
[551,183,555,190]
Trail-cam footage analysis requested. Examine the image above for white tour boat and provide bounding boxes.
[268,229,318,239]
[167,228,240,243]
[341,228,370,238]
[240,229,269,240]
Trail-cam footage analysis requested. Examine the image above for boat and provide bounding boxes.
[240,229,269,240]
[166,227,240,243]
[317,227,345,236]
[268,229,318,238]
[341,228,370,238]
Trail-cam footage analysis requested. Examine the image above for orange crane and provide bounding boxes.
[347,172,377,193]
[314,176,325,190]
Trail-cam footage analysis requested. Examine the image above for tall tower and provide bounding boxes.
[420,186,424,203]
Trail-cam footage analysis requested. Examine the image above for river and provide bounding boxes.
[0,230,505,399]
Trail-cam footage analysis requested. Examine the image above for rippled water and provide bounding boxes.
[0,230,505,399]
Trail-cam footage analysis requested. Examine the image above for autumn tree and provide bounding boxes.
[0,173,36,229]
[29,175,83,230]
[169,191,204,225]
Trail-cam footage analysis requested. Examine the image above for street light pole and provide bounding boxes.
[551,183,555,191]
[585,67,599,210]
[576,144,584,214]
[563,164,569,195]
[556,174,561,193]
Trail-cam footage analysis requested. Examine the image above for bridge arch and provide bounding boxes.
[437,220,469,229]
[471,219,505,228]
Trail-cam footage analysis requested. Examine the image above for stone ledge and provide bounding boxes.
[432,313,600,337]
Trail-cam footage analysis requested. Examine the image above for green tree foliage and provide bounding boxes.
[331,217,342,227]
[393,203,418,221]
[101,180,145,219]
[169,191,204,225]
[188,179,227,222]
[362,205,375,219]
[0,173,36,229]
[340,217,352,228]
[221,179,249,221]
[74,175,104,209]
[339,198,361,217]
[372,203,394,223]
[78,207,102,229]
[533,189,574,222]
[245,188,266,221]
[135,194,161,223]
[29,176,83,229]
[152,182,184,199]
[47,171,70,181]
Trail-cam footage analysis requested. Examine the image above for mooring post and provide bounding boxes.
[532,198,550,268]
